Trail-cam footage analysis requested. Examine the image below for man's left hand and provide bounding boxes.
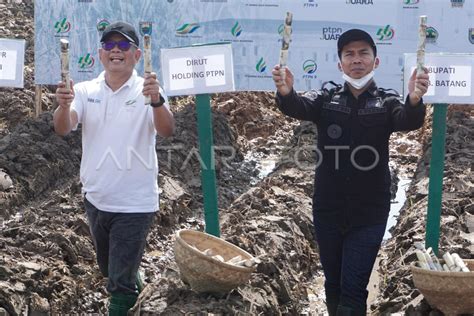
[143,72,161,103]
[408,67,429,106]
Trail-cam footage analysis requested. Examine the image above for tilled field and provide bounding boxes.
[1,1,473,315]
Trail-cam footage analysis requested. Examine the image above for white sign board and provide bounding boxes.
[161,43,234,96]
[0,38,25,88]
[404,53,474,105]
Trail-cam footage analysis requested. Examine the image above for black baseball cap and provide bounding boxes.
[100,21,139,46]
[337,29,377,58]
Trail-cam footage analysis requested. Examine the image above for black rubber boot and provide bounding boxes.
[108,293,137,316]
[136,271,144,293]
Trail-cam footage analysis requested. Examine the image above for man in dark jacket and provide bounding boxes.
[272,29,429,315]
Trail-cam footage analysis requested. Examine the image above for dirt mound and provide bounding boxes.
[374,106,474,315]
[135,155,318,315]
[0,113,81,217]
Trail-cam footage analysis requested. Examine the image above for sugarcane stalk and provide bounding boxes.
[279,12,293,80]
[442,252,456,271]
[143,34,152,104]
[412,248,472,272]
[227,255,242,265]
[414,242,425,251]
[415,15,427,95]
[451,253,470,272]
[426,247,443,271]
[415,250,430,269]
[430,254,443,271]
[60,39,70,90]
[212,254,224,262]
[203,248,214,256]
[424,251,437,270]
[416,16,427,74]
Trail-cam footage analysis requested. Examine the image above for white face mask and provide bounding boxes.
[342,71,374,90]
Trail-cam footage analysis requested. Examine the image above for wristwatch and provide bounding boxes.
[150,95,165,108]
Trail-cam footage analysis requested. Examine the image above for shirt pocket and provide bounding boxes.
[321,103,351,143]
[358,107,389,143]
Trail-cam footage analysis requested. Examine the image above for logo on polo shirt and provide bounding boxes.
[124,99,137,111]
[87,98,100,104]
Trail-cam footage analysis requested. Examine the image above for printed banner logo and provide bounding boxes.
[304,0,318,8]
[451,0,464,7]
[303,60,317,74]
[139,22,153,36]
[402,0,419,8]
[426,27,438,43]
[278,24,284,36]
[96,19,110,32]
[54,18,71,34]
[176,23,200,35]
[231,22,242,37]
[256,57,267,73]
[321,27,342,40]
[78,53,95,69]
[376,25,395,41]
[469,28,474,44]
[346,0,374,4]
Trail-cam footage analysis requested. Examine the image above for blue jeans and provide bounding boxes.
[314,216,386,313]
[84,197,154,295]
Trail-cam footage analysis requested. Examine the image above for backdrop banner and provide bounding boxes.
[35,0,474,93]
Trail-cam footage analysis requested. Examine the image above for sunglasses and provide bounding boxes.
[101,40,137,51]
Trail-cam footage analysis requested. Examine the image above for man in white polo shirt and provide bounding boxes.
[53,21,175,315]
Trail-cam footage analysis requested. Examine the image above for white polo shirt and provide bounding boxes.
[71,70,169,213]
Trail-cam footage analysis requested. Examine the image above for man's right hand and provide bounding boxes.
[55,80,75,109]
[272,65,294,96]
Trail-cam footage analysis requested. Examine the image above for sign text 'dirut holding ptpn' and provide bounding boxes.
[160,43,234,97]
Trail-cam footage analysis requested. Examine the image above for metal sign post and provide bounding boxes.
[425,104,448,254]
[404,52,474,254]
[196,93,220,237]
[161,43,235,237]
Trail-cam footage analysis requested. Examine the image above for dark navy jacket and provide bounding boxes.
[276,81,426,230]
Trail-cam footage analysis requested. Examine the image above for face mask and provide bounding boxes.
[342,71,374,90]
